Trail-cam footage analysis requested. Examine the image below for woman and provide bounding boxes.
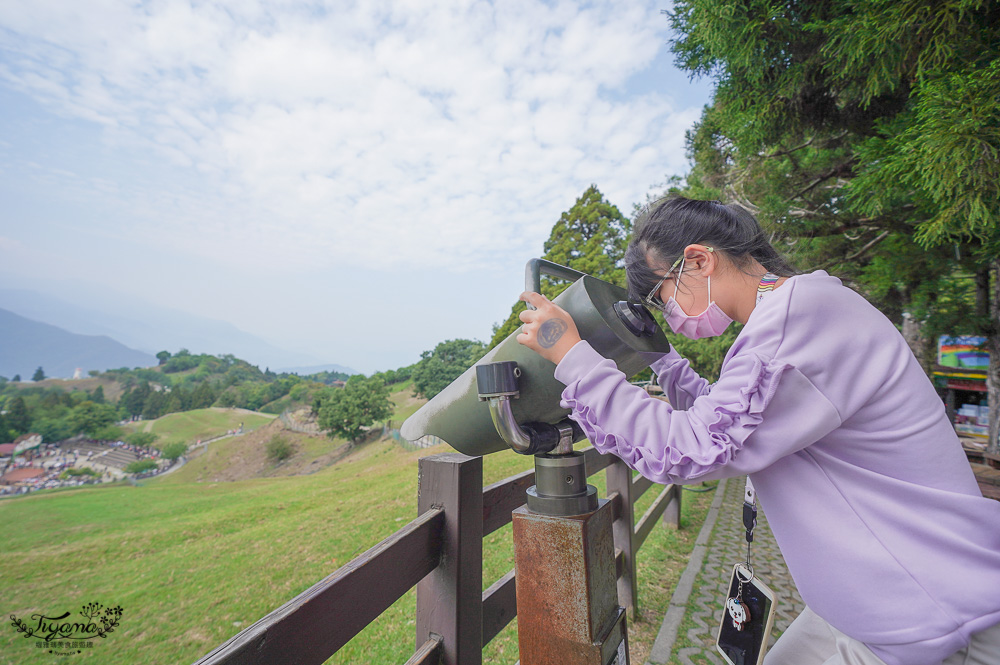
[516,196,1000,665]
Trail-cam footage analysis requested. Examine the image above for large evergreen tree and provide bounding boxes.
[489,185,631,348]
[668,0,1000,450]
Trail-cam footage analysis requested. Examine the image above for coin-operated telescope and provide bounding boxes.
[402,259,670,665]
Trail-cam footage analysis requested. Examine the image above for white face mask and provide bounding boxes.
[662,257,733,339]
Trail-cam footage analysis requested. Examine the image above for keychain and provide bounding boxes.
[716,478,778,665]
[726,478,759,631]
[726,563,754,630]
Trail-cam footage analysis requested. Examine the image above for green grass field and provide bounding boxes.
[0,386,716,665]
[133,408,275,445]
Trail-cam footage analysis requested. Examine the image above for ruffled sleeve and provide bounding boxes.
[553,341,842,483]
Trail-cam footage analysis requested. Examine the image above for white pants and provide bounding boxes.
[763,606,1000,665]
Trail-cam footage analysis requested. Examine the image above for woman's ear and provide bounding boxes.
[683,244,717,277]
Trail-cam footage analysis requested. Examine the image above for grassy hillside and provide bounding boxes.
[0,383,716,665]
[160,419,352,484]
[130,407,275,443]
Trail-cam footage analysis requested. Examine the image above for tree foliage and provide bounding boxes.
[667,0,1000,445]
[489,185,631,348]
[317,375,393,442]
[411,339,487,399]
[32,367,45,382]
[160,441,187,461]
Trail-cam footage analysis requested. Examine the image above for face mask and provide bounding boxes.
[663,257,733,339]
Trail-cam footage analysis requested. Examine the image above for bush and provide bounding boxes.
[125,459,158,474]
[266,435,294,463]
[160,441,187,461]
[125,431,158,448]
[62,467,99,478]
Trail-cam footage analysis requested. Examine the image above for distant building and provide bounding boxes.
[0,442,16,461]
[73,367,83,379]
[0,467,46,486]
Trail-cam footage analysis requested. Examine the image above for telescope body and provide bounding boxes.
[400,272,671,457]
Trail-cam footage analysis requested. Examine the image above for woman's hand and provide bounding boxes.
[516,291,582,365]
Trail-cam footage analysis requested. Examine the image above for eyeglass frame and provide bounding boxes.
[642,246,715,311]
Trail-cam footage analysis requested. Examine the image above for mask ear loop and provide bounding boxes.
[672,257,686,302]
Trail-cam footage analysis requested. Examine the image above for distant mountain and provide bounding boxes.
[0,308,156,379]
[0,288,327,370]
[276,363,358,376]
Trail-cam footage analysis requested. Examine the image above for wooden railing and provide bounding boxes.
[193,447,682,665]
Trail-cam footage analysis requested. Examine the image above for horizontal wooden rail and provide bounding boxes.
[404,635,443,665]
[483,469,534,536]
[482,568,517,645]
[632,474,654,501]
[635,485,678,549]
[194,507,445,665]
[583,446,614,475]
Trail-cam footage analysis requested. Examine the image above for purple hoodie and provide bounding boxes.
[553,270,1000,665]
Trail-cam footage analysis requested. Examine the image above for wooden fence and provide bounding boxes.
[193,447,682,665]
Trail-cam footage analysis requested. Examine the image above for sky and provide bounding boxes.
[0,0,713,374]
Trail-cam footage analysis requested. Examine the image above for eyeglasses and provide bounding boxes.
[642,247,714,311]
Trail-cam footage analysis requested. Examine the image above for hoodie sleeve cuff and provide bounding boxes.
[649,345,683,376]
[553,340,609,386]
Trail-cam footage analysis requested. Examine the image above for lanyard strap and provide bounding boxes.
[743,477,758,566]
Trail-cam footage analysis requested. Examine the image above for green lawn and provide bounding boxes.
[135,408,275,445]
[0,437,714,665]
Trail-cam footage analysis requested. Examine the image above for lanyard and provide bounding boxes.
[743,477,758,568]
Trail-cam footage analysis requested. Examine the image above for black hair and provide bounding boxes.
[624,196,797,302]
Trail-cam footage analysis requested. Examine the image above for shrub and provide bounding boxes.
[125,459,158,474]
[62,467,99,478]
[266,435,294,463]
[160,441,187,461]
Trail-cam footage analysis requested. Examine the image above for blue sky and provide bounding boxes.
[0,0,713,373]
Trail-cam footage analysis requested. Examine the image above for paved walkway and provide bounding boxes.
[646,478,805,664]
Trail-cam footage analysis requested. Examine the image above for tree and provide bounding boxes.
[125,431,158,448]
[32,367,45,382]
[489,186,632,349]
[156,351,171,366]
[317,375,393,442]
[91,385,105,404]
[11,374,20,382]
[67,401,118,437]
[411,339,487,399]
[7,396,30,435]
[667,0,1000,449]
[160,441,187,461]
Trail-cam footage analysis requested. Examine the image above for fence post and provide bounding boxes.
[663,484,683,530]
[415,453,483,665]
[605,457,637,616]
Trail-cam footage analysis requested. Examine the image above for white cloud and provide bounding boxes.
[0,0,701,274]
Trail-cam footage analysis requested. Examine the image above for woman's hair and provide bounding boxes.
[624,196,797,302]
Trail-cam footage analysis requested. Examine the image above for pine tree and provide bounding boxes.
[668,0,1000,450]
[489,185,631,348]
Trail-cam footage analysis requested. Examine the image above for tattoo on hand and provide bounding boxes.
[537,319,568,349]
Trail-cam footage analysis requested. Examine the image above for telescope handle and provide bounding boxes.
[524,259,587,310]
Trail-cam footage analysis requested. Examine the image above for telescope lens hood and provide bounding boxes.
[614,301,657,337]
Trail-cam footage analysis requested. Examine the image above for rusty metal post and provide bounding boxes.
[512,498,629,665]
